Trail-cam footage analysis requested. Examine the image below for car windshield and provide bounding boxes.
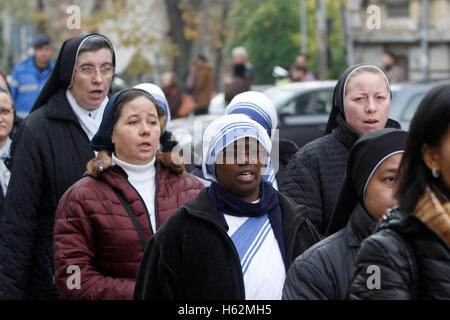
[263,86,298,109]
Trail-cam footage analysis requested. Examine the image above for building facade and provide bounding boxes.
[348,0,450,80]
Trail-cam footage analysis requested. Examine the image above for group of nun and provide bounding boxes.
[1,32,446,301]
[53,59,410,299]
[132,65,409,300]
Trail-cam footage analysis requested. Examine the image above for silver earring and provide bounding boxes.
[432,168,440,178]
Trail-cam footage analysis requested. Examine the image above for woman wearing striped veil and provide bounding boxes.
[134,114,319,300]
[225,91,300,189]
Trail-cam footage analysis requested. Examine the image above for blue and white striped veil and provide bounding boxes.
[134,83,171,132]
[202,114,272,183]
[224,91,278,188]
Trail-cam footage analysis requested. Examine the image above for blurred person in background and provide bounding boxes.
[185,61,197,95]
[281,64,400,235]
[10,34,55,117]
[292,54,315,82]
[349,85,450,300]
[381,51,405,83]
[0,70,9,89]
[289,64,307,83]
[0,87,16,212]
[283,128,407,300]
[53,88,203,299]
[0,33,116,299]
[224,64,251,105]
[0,70,22,141]
[231,46,252,81]
[193,55,213,115]
[161,71,183,119]
[224,46,252,99]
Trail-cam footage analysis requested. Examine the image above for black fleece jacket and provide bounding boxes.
[133,188,320,300]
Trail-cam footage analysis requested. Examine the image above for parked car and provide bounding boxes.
[389,79,450,130]
[168,81,337,167]
[265,80,337,147]
[168,79,450,169]
[208,84,274,114]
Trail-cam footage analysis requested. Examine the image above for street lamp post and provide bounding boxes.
[300,0,307,55]
[421,0,429,81]
[316,0,328,79]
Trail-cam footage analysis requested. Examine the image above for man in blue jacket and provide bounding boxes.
[9,34,55,116]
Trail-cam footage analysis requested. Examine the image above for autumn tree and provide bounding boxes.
[224,0,347,84]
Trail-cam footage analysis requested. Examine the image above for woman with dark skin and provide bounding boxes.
[133,114,319,300]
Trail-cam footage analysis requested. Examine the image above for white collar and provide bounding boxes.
[112,153,156,181]
[0,137,11,159]
[66,89,108,141]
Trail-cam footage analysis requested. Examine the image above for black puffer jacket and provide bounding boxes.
[349,208,450,299]
[283,203,375,300]
[280,117,399,235]
[0,89,95,299]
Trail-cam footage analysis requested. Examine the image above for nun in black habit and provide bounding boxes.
[280,64,401,235]
[283,128,407,300]
[0,33,116,299]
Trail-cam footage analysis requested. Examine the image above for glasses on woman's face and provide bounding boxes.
[75,64,115,78]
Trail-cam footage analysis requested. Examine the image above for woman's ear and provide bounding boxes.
[422,144,440,171]
[111,131,115,145]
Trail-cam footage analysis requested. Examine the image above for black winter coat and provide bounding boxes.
[283,203,375,299]
[349,208,450,299]
[0,89,95,299]
[275,138,299,186]
[133,188,320,300]
[280,117,400,235]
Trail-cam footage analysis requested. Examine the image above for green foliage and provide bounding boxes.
[224,0,348,84]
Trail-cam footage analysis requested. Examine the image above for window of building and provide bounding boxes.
[385,0,409,18]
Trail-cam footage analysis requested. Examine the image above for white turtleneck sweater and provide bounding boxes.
[112,154,157,233]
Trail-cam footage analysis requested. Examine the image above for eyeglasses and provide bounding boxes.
[75,65,115,78]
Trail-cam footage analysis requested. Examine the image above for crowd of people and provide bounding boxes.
[0,32,447,301]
